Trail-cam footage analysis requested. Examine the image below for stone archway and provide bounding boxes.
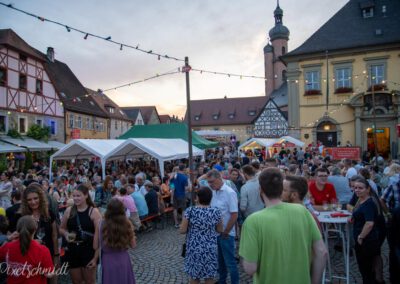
[312,116,342,147]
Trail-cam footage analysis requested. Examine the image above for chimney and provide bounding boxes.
[47,47,55,62]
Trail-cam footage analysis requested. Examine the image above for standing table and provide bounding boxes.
[318,210,352,284]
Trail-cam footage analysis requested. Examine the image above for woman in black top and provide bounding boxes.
[60,184,102,284]
[19,183,59,283]
[351,176,382,284]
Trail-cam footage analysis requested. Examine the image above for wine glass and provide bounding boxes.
[36,227,45,243]
[67,231,77,243]
[322,201,329,211]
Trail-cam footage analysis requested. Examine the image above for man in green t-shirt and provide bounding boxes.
[239,168,327,284]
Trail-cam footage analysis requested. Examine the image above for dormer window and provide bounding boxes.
[108,107,115,114]
[213,114,219,120]
[228,113,235,119]
[363,7,374,18]
[194,115,200,121]
[248,110,256,116]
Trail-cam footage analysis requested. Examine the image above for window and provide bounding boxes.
[0,67,7,86]
[370,64,385,85]
[19,74,27,90]
[86,118,90,130]
[282,46,286,55]
[194,115,200,121]
[36,79,43,94]
[109,107,115,114]
[99,122,105,132]
[137,119,143,125]
[35,119,43,126]
[213,114,219,120]
[335,67,352,88]
[363,7,374,18]
[305,70,320,90]
[115,120,118,130]
[248,110,256,116]
[18,117,27,133]
[228,114,235,119]
[69,114,74,128]
[0,115,6,132]
[20,54,27,62]
[95,121,99,131]
[49,120,56,135]
[77,116,82,129]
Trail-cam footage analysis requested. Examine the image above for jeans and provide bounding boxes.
[217,235,239,284]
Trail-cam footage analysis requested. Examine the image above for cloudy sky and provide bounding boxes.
[1,0,348,117]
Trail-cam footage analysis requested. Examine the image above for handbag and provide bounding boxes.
[181,207,192,258]
[97,220,103,284]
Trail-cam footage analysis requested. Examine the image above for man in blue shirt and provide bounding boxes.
[170,164,189,228]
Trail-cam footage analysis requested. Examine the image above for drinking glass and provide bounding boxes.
[67,231,77,242]
[36,227,45,242]
[322,201,329,211]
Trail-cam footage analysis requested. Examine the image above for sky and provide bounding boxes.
[1,0,348,118]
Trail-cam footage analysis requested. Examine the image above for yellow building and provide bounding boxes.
[283,0,400,158]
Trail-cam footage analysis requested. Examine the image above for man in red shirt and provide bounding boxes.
[309,168,337,211]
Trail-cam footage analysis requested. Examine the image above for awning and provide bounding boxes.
[0,136,53,151]
[238,136,304,150]
[195,130,234,137]
[0,141,26,153]
[45,141,66,150]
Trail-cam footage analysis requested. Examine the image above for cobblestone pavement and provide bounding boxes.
[60,223,390,283]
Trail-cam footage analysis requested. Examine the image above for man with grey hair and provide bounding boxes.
[328,166,353,206]
[240,165,264,218]
[134,172,146,195]
[206,169,239,284]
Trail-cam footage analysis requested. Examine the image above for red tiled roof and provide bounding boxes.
[189,96,268,126]
[159,114,171,124]
[121,106,160,124]
[0,29,46,61]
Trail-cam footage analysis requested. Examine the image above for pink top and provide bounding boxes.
[115,195,137,213]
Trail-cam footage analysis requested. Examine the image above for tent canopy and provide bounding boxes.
[195,130,233,137]
[239,136,304,150]
[104,138,204,177]
[119,123,218,149]
[0,136,57,151]
[0,141,26,153]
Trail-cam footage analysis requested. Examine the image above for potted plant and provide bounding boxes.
[334,87,353,94]
[304,89,322,96]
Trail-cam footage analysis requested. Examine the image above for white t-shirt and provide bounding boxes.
[346,167,357,179]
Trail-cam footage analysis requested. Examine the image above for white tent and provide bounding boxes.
[238,138,278,150]
[195,130,233,137]
[49,139,125,180]
[276,136,305,147]
[104,138,204,178]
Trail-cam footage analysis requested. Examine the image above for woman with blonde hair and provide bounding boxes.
[19,183,59,270]
[0,215,54,283]
[96,198,136,283]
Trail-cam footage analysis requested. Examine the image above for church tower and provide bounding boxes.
[264,1,290,97]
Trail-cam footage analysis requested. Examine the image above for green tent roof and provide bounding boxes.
[119,123,218,149]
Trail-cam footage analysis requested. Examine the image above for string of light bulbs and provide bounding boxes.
[0,2,184,62]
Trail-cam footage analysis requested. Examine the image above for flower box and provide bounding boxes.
[334,87,353,94]
[304,89,321,96]
[367,84,388,92]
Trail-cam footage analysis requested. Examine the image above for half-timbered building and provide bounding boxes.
[0,29,64,142]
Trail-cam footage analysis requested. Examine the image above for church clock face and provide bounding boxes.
[253,100,288,138]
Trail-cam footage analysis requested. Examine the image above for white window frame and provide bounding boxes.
[86,117,90,130]
[335,67,352,89]
[18,115,28,134]
[305,70,320,90]
[115,120,118,130]
[76,116,82,129]
[369,64,385,86]
[69,114,74,128]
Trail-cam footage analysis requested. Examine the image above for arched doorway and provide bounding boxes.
[316,121,337,147]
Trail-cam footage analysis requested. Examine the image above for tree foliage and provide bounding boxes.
[27,124,51,142]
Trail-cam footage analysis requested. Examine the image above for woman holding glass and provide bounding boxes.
[60,184,102,284]
[351,176,383,284]
[19,183,59,283]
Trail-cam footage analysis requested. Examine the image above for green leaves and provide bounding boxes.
[27,124,51,142]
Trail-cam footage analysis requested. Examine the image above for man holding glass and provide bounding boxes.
[309,168,338,211]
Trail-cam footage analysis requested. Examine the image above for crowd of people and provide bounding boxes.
[0,145,399,283]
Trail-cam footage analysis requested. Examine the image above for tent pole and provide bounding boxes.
[101,159,106,181]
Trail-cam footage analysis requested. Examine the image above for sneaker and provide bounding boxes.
[174,224,180,229]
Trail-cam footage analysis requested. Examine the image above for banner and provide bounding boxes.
[324,147,361,160]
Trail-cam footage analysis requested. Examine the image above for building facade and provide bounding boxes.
[87,88,132,139]
[0,29,64,142]
[121,106,160,125]
[44,48,109,143]
[283,0,400,157]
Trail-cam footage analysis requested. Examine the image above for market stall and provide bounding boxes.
[238,136,305,158]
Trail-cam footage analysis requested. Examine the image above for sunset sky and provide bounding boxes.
[1,0,348,117]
